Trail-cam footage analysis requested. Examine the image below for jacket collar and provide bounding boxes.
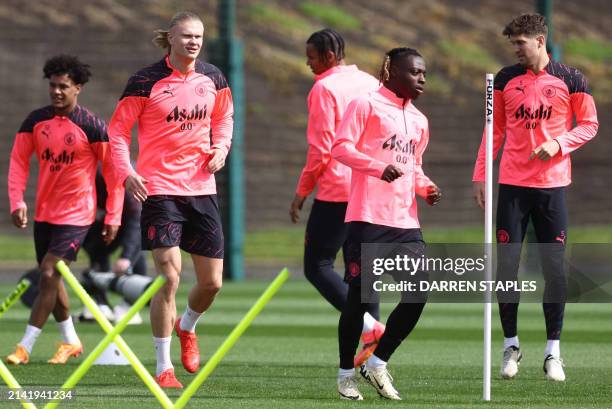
[315,64,358,81]
[378,85,411,107]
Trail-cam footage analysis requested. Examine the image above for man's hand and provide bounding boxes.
[113,258,131,276]
[473,181,485,210]
[125,173,149,202]
[425,185,442,206]
[530,140,560,161]
[206,149,226,174]
[289,194,306,224]
[11,208,27,229]
[381,165,404,183]
[101,224,119,245]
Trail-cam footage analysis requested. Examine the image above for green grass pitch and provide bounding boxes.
[0,279,610,408]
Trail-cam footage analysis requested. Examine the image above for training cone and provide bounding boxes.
[94,342,129,365]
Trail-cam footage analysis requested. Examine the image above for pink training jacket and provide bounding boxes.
[109,56,234,196]
[8,105,124,226]
[296,65,379,201]
[473,59,598,187]
[332,86,434,229]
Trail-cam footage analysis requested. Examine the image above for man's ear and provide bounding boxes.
[388,62,399,78]
[537,34,546,48]
[325,50,336,66]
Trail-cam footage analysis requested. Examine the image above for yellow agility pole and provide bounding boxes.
[51,262,290,409]
[53,261,174,409]
[0,278,36,409]
[0,350,37,409]
[0,278,31,319]
[174,268,290,409]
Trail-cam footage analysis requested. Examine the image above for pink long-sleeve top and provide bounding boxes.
[473,59,598,187]
[8,105,124,226]
[108,56,234,196]
[332,86,434,229]
[296,65,379,201]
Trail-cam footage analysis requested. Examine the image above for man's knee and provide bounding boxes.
[303,258,319,282]
[200,276,222,295]
[192,255,223,295]
[161,272,180,292]
[304,251,335,281]
[39,260,60,288]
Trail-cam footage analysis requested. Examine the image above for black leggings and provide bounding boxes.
[496,184,567,340]
[339,285,426,369]
[304,200,379,318]
[338,222,426,369]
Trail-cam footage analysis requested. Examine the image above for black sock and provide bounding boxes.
[499,302,519,338]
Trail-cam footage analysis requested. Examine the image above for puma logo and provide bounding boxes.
[163,85,174,96]
[515,86,525,94]
[555,231,566,246]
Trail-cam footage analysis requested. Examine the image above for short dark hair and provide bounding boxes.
[379,47,422,83]
[43,55,91,85]
[306,28,345,63]
[503,13,548,37]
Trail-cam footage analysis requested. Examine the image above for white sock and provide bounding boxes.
[504,336,519,350]
[19,325,42,354]
[338,368,355,379]
[154,337,173,376]
[366,354,387,369]
[180,305,203,333]
[57,317,80,345]
[545,340,560,358]
[362,312,376,333]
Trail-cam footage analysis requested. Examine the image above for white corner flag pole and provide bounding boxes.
[483,73,494,401]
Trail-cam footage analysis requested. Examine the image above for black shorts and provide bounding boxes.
[141,194,224,258]
[33,222,91,265]
[344,221,424,286]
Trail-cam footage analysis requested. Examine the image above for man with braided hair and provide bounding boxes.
[331,47,441,400]
[289,28,384,367]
